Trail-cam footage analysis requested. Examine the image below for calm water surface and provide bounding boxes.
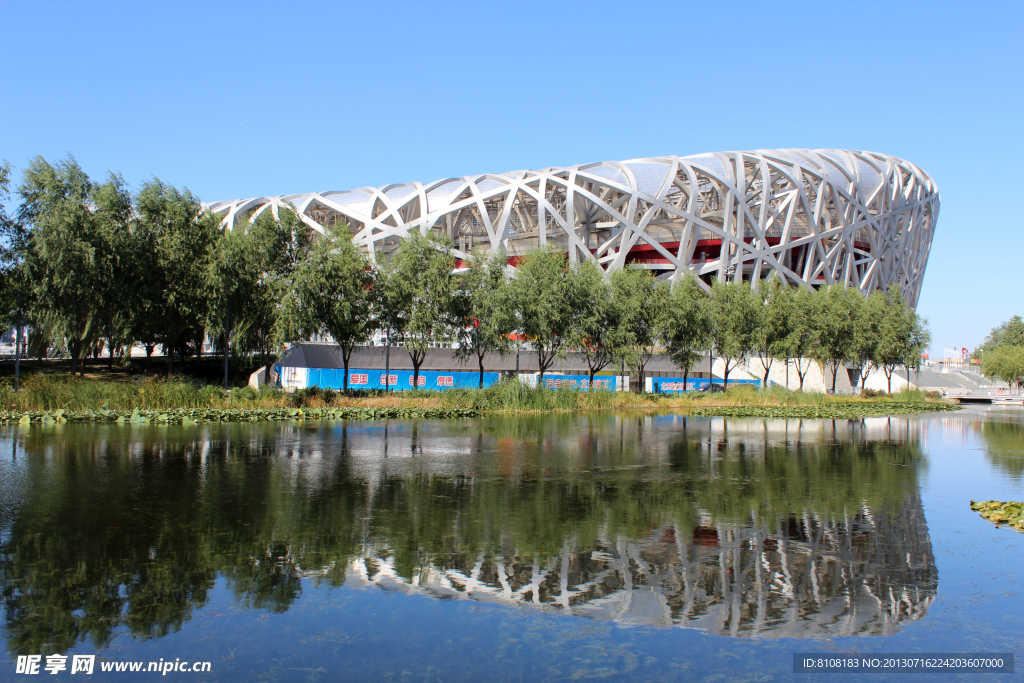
[1,408,1023,681]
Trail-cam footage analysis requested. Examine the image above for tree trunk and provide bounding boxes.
[683,366,689,392]
[478,353,485,389]
[723,360,730,389]
[69,339,81,376]
[831,363,838,393]
[409,348,426,390]
[167,341,174,377]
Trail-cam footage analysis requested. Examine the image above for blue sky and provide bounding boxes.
[1,0,1020,353]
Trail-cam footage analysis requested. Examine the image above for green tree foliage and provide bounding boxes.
[780,287,817,391]
[751,276,793,387]
[661,274,709,388]
[134,179,220,375]
[874,285,929,393]
[811,284,860,393]
[979,316,1024,354]
[567,260,619,386]
[982,345,1024,390]
[453,252,512,388]
[850,290,885,391]
[91,173,136,366]
[17,156,113,375]
[611,268,669,392]
[0,161,22,322]
[287,223,374,390]
[210,207,311,376]
[378,232,459,388]
[707,280,758,387]
[508,247,578,383]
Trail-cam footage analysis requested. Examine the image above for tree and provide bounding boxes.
[875,285,917,393]
[91,173,136,367]
[287,223,374,390]
[0,160,23,340]
[661,273,709,390]
[214,207,311,377]
[983,345,1024,392]
[979,316,1024,353]
[751,276,792,388]
[567,260,619,388]
[134,179,220,375]
[850,290,885,392]
[453,251,512,388]
[706,280,758,388]
[17,155,110,376]
[611,268,669,393]
[508,247,576,384]
[781,287,817,391]
[811,285,859,394]
[378,232,459,389]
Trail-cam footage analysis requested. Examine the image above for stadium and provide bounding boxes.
[209,148,939,307]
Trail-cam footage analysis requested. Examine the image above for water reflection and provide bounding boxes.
[0,415,936,656]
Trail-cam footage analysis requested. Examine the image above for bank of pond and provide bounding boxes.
[0,400,958,425]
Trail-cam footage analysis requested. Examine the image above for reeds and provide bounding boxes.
[0,373,946,414]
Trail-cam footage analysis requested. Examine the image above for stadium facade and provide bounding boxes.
[208,149,938,307]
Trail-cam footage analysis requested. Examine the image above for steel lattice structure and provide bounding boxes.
[208,149,938,306]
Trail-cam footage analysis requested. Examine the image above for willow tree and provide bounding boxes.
[211,207,311,377]
[134,180,220,375]
[751,276,793,387]
[611,268,668,392]
[378,232,459,389]
[782,287,817,390]
[706,280,758,388]
[872,285,931,393]
[508,247,577,383]
[453,251,513,388]
[17,155,110,375]
[287,223,373,390]
[661,273,708,389]
[811,284,860,394]
[567,259,619,387]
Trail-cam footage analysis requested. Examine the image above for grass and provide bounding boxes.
[0,373,958,422]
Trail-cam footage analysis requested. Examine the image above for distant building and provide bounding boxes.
[209,149,939,307]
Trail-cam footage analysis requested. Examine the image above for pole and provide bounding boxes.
[223,301,230,391]
[785,357,789,390]
[14,291,22,392]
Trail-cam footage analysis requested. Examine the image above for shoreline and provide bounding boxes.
[1,400,959,426]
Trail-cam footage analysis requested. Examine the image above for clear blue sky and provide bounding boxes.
[1,0,1020,354]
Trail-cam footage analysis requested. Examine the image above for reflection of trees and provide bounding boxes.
[0,416,936,654]
[976,417,1024,479]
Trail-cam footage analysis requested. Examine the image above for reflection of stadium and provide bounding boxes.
[209,149,938,305]
[339,493,936,638]
[290,416,936,637]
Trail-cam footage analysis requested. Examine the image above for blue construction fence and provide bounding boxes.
[528,375,617,391]
[649,377,760,393]
[298,368,500,391]
[280,367,757,393]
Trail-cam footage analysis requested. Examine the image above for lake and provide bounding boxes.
[1,407,1022,681]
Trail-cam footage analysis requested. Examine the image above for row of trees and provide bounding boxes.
[0,155,929,392]
[292,223,929,393]
[0,155,309,377]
